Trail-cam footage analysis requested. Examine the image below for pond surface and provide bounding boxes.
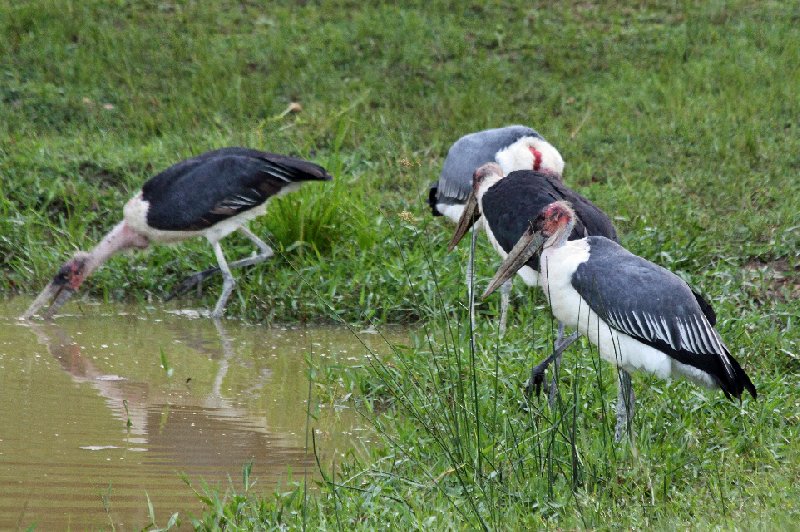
[0,299,403,530]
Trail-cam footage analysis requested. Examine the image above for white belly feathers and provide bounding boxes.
[538,241,716,387]
[122,184,298,245]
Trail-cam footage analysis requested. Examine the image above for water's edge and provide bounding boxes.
[0,298,403,529]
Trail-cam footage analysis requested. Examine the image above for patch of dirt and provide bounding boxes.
[743,258,800,303]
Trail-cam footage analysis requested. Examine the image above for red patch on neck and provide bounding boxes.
[528,147,543,171]
[68,263,85,290]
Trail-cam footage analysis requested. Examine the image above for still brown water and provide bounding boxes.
[0,299,403,530]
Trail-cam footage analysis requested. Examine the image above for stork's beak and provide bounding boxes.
[482,228,546,299]
[19,274,76,321]
[448,189,480,251]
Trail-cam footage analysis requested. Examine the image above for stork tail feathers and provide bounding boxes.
[718,349,757,400]
[263,156,333,182]
[428,182,442,216]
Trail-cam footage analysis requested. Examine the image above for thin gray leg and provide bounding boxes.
[524,325,578,399]
[230,225,274,268]
[168,226,274,300]
[210,241,236,319]
[498,279,512,336]
[466,225,477,332]
[547,322,566,405]
[614,369,635,442]
[465,253,473,292]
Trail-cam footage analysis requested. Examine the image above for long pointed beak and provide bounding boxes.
[19,281,76,320]
[482,228,546,299]
[448,190,480,251]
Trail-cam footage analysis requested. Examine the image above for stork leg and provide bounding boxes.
[168,226,274,300]
[614,369,635,442]
[210,241,236,319]
[498,280,512,337]
[524,323,578,400]
[466,226,477,332]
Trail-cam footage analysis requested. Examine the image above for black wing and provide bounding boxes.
[572,237,756,399]
[481,170,617,267]
[142,148,332,231]
[548,177,618,243]
[428,181,442,216]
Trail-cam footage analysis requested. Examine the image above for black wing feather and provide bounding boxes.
[572,237,756,399]
[428,181,442,216]
[481,170,617,269]
[142,148,332,231]
[691,288,717,326]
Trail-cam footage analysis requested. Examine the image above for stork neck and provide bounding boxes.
[545,217,575,250]
[85,222,149,276]
[475,174,503,203]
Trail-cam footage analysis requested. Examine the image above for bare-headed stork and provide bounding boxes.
[428,126,565,332]
[21,147,333,320]
[483,201,757,440]
[428,125,564,222]
[449,162,619,400]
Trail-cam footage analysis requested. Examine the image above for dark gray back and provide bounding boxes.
[436,125,539,204]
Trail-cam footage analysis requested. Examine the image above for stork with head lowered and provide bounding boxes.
[429,126,565,333]
[450,162,619,401]
[21,147,333,320]
[483,201,757,440]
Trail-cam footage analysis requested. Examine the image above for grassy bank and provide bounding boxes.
[2,0,799,529]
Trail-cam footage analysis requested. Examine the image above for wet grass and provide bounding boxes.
[2,0,799,529]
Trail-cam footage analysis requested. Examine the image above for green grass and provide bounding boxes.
[2,0,799,529]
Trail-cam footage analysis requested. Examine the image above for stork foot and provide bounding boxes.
[522,330,578,400]
[167,247,273,302]
[524,364,548,398]
[167,267,221,301]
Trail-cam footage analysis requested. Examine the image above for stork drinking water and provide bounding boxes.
[21,147,333,320]
[483,201,757,440]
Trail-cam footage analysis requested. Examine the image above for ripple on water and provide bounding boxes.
[0,298,406,530]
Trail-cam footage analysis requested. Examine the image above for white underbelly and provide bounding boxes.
[437,204,488,235]
[122,185,297,244]
[540,243,717,388]
[517,265,539,286]
[437,203,465,224]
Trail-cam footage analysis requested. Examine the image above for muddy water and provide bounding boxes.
[0,299,404,530]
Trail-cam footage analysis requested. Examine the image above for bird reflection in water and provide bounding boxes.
[25,319,315,478]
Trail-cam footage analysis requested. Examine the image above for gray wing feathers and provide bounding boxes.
[259,159,296,182]
[437,126,540,203]
[573,238,734,378]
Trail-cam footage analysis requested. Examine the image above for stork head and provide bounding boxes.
[447,163,504,251]
[20,252,91,320]
[495,136,565,178]
[470,162,504,200]
[482,201,575,298]
[537,201,576,241]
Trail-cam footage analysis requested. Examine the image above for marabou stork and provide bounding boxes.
[428,126,565,333]
[449,162,619,401]
[483,201,757,440]
[21,147,333,320]
[428,125,564,222]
